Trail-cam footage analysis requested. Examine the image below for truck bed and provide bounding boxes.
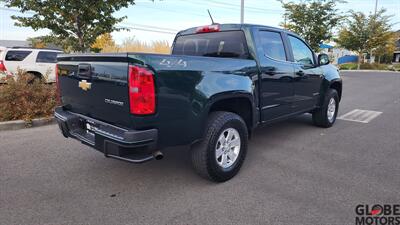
[57,52,257,147]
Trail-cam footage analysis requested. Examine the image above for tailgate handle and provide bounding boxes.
[78,64,92,78]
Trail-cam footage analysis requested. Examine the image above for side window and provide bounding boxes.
[36,51,58,63]
[259,31,287,61]
[5,51,32,61]
[288,35,315,65]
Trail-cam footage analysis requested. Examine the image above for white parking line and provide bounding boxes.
[338,109,382,123]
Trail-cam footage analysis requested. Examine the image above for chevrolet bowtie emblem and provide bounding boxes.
[79,80,92,91]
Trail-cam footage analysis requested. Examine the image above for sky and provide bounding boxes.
[0,0,399,45]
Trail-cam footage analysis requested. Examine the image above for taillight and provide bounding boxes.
[55,64,61,104]
[196,24,220,33]
[0,60,6,72]
[128,66,156,115]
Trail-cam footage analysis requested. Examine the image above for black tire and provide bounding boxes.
[191,111,248,182]
[312,88,339,128]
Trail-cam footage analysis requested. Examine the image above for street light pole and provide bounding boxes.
[240,0,244,24]
[374,0,378,15]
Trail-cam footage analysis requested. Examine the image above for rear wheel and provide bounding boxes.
[191,111,248,182]
[312,89,339,128]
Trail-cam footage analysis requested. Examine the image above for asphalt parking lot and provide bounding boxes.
[1,71,399,225]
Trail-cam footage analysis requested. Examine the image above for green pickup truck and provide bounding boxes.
[55,24,342,182]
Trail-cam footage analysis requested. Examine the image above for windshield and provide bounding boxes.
[172,31,250,59]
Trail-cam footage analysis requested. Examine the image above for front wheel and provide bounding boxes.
[191,111,248,182]
[312,89,339,128]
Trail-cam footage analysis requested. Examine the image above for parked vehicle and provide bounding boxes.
[1,47,62,82]
[0,46,9,82]
[55,24,342,182]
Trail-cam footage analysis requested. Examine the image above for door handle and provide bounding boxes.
[78,63,92,78]
[264,71,276,76]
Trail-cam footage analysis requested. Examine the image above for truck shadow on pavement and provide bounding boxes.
[88,114,316,187]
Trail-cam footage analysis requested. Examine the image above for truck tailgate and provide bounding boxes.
[57,55,132,128]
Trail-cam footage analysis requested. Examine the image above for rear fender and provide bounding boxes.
[192,91,256,144]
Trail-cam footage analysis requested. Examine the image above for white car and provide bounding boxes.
[0,47,62,83]
[0,47,8,82]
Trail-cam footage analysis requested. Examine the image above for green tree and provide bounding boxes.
[336,9,393,69]
[373,32,396,63]
[279,0,344,51]
[2,0,136,52]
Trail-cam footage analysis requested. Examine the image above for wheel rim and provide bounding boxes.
[327,97,336,123]
[215,128,241,169]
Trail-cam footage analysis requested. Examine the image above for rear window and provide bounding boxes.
[36,51,58,63]
[172,31,250,59]
[5,50,32,61]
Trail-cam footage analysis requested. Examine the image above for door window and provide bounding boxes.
[288,35,315,66]
[36,51,58,63]
[259,31,287,61]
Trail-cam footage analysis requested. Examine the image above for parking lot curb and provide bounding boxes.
[340,70,400,73]
[0,117,55,131]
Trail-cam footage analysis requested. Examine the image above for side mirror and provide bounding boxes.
[318,53,330,66]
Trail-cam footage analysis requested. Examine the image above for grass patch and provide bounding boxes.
[339,63,358,70]
[339,63,400,71]
[388,64,400,71]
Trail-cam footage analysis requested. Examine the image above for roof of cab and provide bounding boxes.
[177,23,290,36]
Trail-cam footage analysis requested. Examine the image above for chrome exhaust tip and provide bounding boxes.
[153,151,164,160]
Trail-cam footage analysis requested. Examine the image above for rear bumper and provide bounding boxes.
[54,107,158,163]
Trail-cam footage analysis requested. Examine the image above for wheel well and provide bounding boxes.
[330,82,342,101]
[27,71,43,79]
[209,97,253,134]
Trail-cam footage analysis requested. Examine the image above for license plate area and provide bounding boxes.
[70,118,96,145]
[84,120,96,134]
[68,114,128,148]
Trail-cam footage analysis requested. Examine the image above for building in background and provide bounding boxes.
[393,30,400,63]
[0,39,61,50]
[319,42,356,65]
[0,40,30,48]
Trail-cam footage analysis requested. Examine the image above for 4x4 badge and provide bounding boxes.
[79,80,92,91]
